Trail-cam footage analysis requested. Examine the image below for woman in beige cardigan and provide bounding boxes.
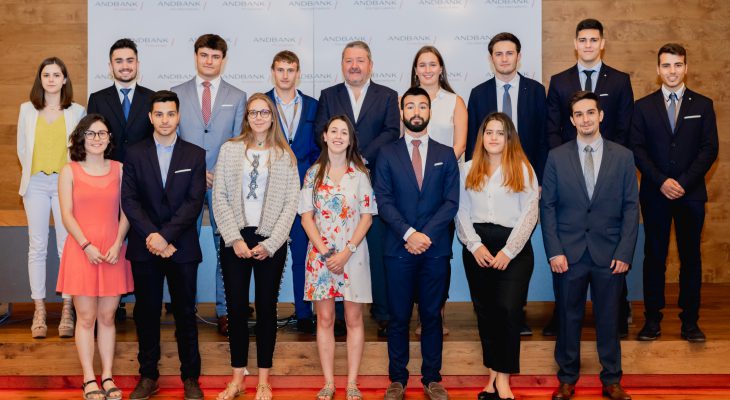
[213,93,300,400]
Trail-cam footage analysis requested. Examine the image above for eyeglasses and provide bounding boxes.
[84,130,110,140]
[247,109,272,119]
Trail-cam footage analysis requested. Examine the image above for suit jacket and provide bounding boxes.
[630,88,718,203]
[171,78,247,171]
[466,73,548,181]
[314,81,400,176]
[121,137,206,263]
[16,101,85,196]
[265,89,320,183]
[87,84,155,162]
[546,63,633,148]
[540,139,639,267]
[374,137,460,258]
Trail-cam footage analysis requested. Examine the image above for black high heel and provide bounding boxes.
[494,379,515,400]
[476,379,496,400]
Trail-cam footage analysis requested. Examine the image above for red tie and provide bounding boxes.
[412,139,423,189]
[202,81,211,125]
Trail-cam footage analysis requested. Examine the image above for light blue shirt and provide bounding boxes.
[155,135,177,188]
[577,61,602,92]
[274,90,303,143]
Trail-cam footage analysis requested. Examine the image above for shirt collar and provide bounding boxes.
[662,84,685,101]
[576,133,603,152]
[154,134,177,150]
[496,73,520,88]
[196,75,222,89]
[345,78,371,95]
[405,132,429,145]
[274,90,302,106]
[577,61,602,74]
[115,81,136,93]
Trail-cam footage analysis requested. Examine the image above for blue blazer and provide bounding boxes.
[466,73,547,181]
[87,84,154,162]
[540,140,639,267]
[314,81,400,176]
[631,88,718,203]
[265,89,320,184]
[546,63,633,148]
[121,137,207,264]
[374,137,460,258]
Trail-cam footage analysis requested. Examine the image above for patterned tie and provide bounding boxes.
[583,145,595,200]
[411,139,423,190]
[668,92,678,133]
[202,81,212,125]
[120,88,131,121]
[502,83,513,119]
[584,70,595,92]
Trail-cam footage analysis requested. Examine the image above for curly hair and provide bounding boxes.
[68,114,114,161]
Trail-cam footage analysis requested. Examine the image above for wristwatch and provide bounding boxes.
[346,241,357,253]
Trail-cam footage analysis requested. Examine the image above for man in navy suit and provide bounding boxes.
[265,50,320,334]
[376,87,459,400]
[466,32,547,181]
[315,40,400,336]
[631,43,719,343]
[541,91,638,400]
[544,19,634,337]
[172,34,247,336]
[122,91,206,400]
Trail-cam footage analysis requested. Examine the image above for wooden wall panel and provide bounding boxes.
[0,0,727,281]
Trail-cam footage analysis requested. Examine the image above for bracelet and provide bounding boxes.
[319,247,337,261]
[81,241,91,251]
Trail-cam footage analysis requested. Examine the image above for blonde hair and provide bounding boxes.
[231,92,295,165]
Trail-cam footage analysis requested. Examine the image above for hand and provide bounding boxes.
[159,244,177,258]
[103,243,123,264]
[660,178,685,200]
[404,242,421,255]
[84,244,104,265]
[610,259,630,274]
[550,255,569,274]
[489,250,511,270]
[206,171,214,189]
[471,245,494,268]
[250,244,270,260]
[406,232,431,254]
[233,240,252,259]
[146,232,168,254]
[325,249,351,275]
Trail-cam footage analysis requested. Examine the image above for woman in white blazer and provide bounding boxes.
[17,57,85,339]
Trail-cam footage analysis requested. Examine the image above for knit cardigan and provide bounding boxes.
[212,140,300,256]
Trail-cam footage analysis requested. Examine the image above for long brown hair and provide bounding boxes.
[466,112,534,192]
[409,46,455,94]
[231,92,295,165]
[29,57,74,110]
[310,115,368,204]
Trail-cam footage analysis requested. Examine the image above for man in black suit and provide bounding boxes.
[466,32,547,181]
[122,91,206,400]
[544,19,634,337]
[87,38,154,162]
[314,40,400,337]
[631,43,719,343]
[542,91,638,400]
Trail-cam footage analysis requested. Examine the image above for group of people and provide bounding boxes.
[16,16,718,400]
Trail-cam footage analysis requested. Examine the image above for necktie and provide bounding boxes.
[411,139,423,190]
[120,88,131,120]
[668,92,678,133]
[584,70,595,92]
[502,83,513,119]
[202,81,212,125]
[583,145,595,200]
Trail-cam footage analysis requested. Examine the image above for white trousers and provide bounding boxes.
[22,173,69,300]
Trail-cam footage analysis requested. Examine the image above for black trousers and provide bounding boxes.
[463,223,533,374]
[641,197,705,325]
[131,259,200,381]
[221,227,286,369]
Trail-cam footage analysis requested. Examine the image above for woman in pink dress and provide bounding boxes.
[56,114,133,400]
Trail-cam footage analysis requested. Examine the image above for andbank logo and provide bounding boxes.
[387,34,435,45]
[132,37,175,48]
[301,72,338,85]
[224,72,267,83]
[158,72,196,82]
[288,0,337,10]
[352,0,402,10]
[418,0,467,8]
[446,71,468,82]
[321,35,370,45]
[221,0,270,10]
[92,1,143,11]
[93,72,114,81]
[188,36,238,47]
[484,0,534,8]
[371,72,402,83]
[156,0,206,11]
[252,36,302,46]
[453,34,492,45]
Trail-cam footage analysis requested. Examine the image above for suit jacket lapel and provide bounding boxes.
[336,84,357,124]
[567,142,590,201]
[420,139,438,193]
[357,83,377,122]
[486,78,498,111]
[186,79,206,127]
[164,139,185,193]
[594,64,609,94]
[105,86,126,129]
[651,90,674,135]
[292,91,309,145]
[396,139,420,192]
[126,87,146,128]
[673,88,693,134]
[209,80,228,124]
[146,140,164,190]
[591,142,614,204]
[569,65,582,95]
[516,73,527,126]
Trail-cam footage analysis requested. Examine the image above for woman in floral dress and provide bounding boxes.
[299,115,377,400]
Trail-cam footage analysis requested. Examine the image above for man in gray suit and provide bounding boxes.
[171,34,247,336]
[541,91,638,400]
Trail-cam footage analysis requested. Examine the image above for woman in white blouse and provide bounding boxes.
[456,112,539,400]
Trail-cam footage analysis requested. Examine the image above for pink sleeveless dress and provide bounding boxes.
[56,161,134,296]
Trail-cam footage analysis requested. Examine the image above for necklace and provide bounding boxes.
[256,141,264,147]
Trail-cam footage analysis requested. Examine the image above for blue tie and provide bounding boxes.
[502,83,512,119]
[668,92,677,133]
[120,88,132,120]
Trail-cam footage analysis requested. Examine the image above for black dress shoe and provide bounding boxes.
[334,319,347,336]
[296,317,316,335]
[637,320,661,341]
[519,320,533,336]
[477,390,495,400]
[542,315,558,337]
[619,318,629,339]
[681,324,706,343]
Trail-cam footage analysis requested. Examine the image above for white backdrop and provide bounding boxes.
[88,0,542,101]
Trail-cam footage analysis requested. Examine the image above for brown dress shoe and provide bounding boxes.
[384,382,405,400]
[551,382,575,400]
[602,383,631,400]
[423,382,449,400]
[217,315,229,336]
[129,377,159,400]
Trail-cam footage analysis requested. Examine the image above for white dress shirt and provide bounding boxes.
[576,134,604,184]
[495,74,520,131]
[195,75,222,110]
[345,79,371,122]
[115,81,137,104]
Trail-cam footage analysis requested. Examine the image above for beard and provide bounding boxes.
[403,115,429,133]
[113,71,137,83]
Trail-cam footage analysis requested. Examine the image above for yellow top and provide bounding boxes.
[31,114,68,175]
